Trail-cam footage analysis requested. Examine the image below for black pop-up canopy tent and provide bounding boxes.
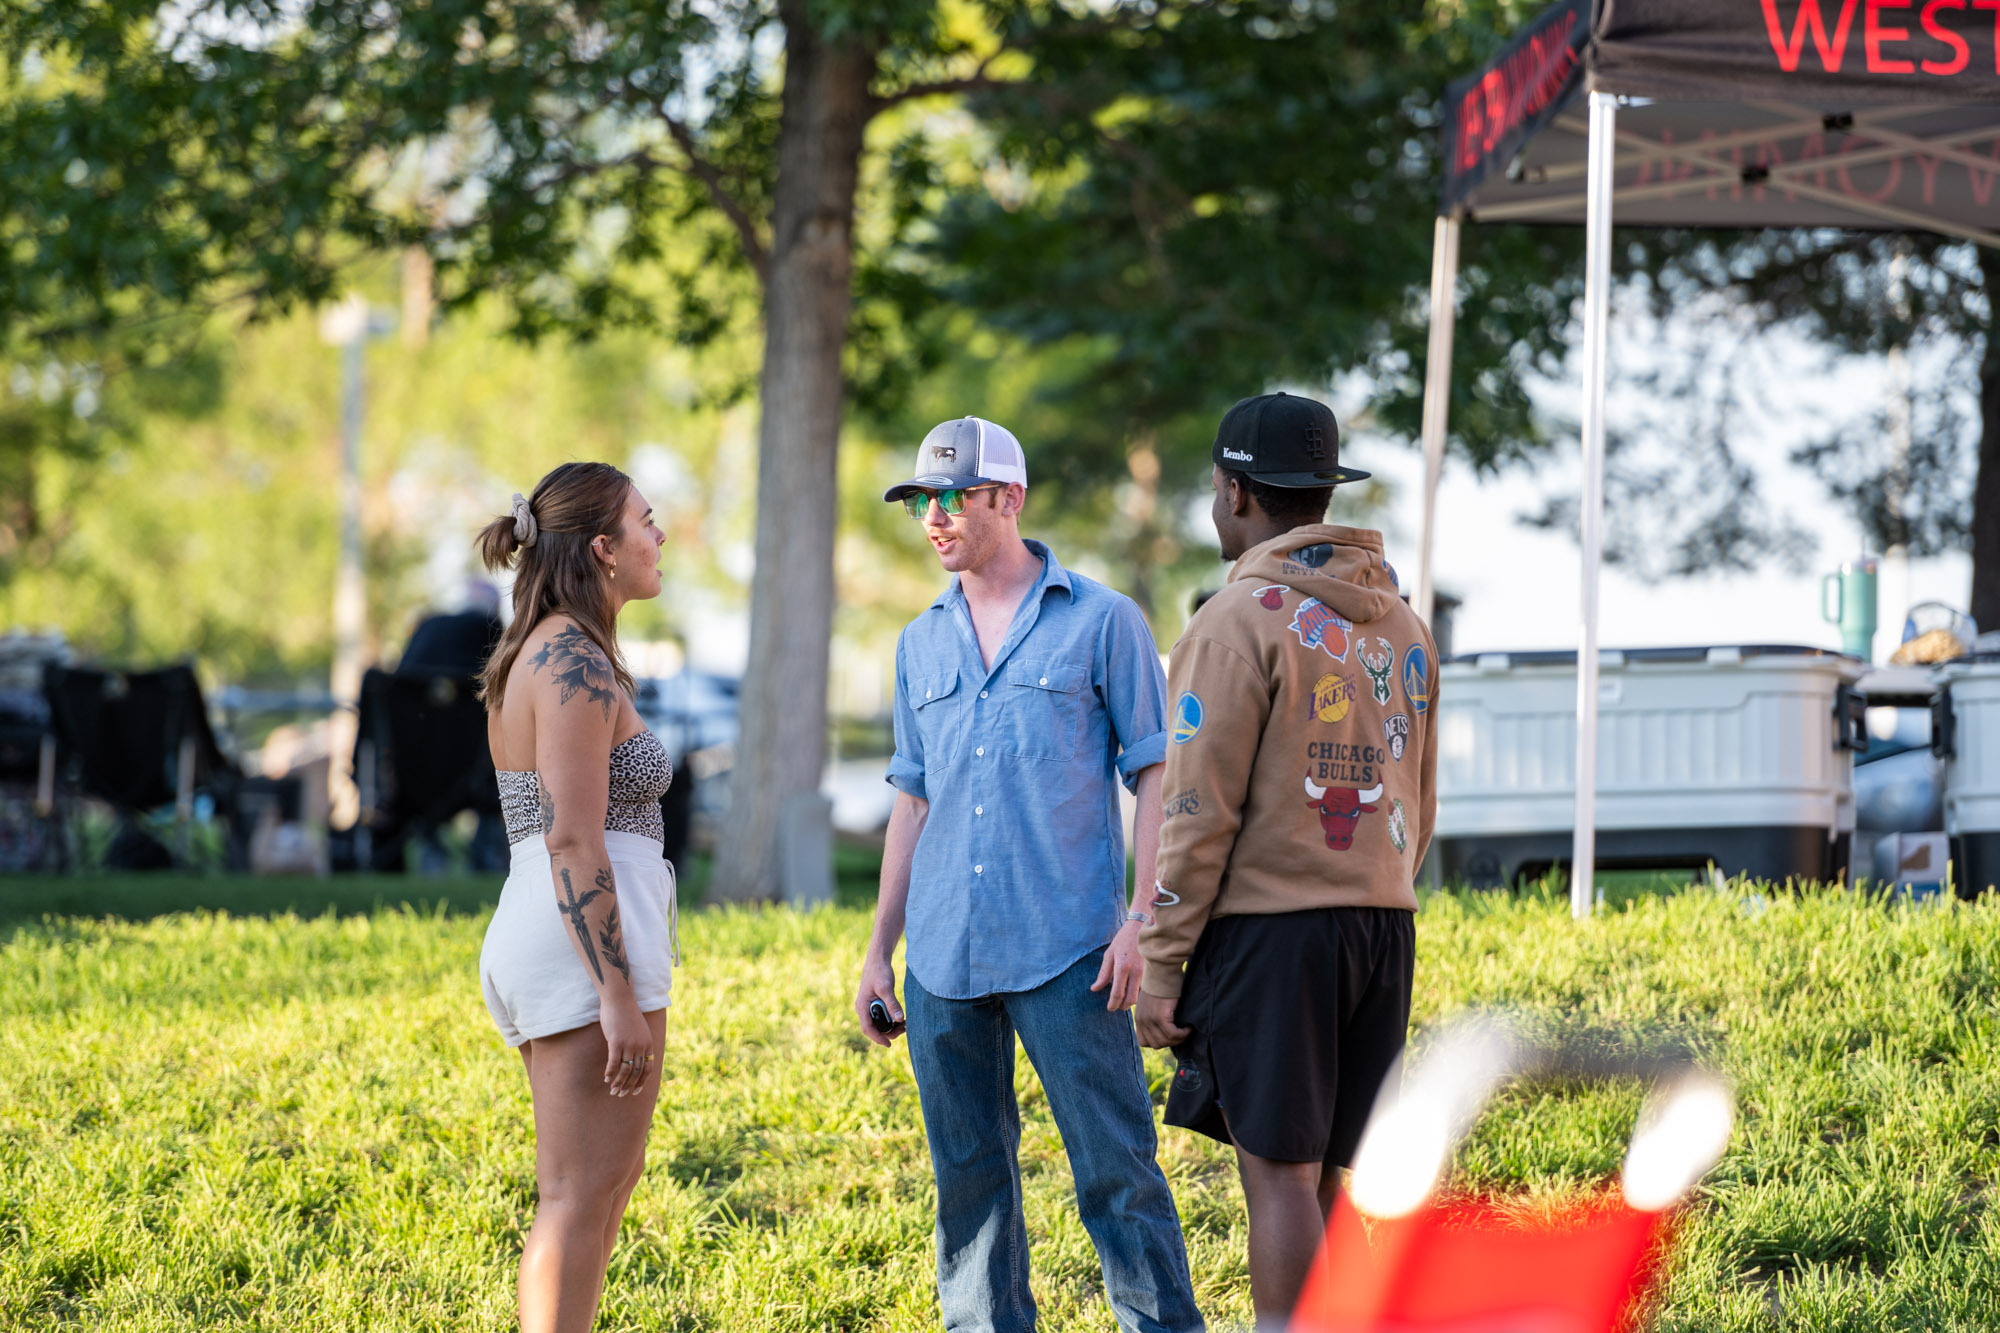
[1410,0,2000,915]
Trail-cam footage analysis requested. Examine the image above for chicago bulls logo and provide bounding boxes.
[1304,772,1382,851]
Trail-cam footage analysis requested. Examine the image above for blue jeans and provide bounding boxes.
[905,949,1205,1333]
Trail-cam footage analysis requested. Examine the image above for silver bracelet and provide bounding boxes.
[1124,908,1154,926]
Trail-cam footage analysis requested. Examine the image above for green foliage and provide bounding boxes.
[4,884,2000,1328]
[0,269,769,680]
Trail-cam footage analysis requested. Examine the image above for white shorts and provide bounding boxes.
[479,830,679,1047]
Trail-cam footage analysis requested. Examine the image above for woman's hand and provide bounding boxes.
[600,996,655,1096]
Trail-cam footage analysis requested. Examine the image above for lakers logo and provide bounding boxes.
[1312,673,1357,724]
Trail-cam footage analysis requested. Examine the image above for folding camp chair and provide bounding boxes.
[1292,1018,1733,1333]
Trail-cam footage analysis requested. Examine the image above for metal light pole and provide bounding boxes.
[1415,213,1462,628]
[318,294,391,839]
[1572,91,1618,921]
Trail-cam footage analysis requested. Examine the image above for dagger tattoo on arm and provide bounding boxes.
[555,865,629,986]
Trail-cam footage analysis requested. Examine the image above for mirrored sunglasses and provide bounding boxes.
[902,485,999,520]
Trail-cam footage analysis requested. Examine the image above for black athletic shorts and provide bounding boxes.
[1165,906,1415,1167]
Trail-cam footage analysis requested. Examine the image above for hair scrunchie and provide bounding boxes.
[510,493,539,548]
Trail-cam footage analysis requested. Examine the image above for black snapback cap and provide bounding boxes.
[1211,392,1369,487]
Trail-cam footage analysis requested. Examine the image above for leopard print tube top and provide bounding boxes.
[497,730,674,846]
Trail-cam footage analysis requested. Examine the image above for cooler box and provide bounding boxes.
[1436,645,1866,887]
[1937,656,2000,895]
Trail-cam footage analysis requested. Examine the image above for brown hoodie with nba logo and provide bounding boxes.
[1139,524,1438,999]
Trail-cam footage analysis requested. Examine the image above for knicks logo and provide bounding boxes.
[1289,598,1352,662]
[1312,673,1357,724]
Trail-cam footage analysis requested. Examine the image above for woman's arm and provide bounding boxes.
[529,621,651,1095]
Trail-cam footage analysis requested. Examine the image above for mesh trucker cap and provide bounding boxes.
[1212,392,1370,487]
[882,417,1029,502]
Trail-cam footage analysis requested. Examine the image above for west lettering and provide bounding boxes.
[1866,0,1916,72]
[1761,0,1860,71]
[1921,0,1972,73]
[1978,0,2000,72]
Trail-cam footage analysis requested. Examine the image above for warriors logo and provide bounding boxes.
[1401,644,1431,714]
[1388,798,1409,853]
[1253,584,1287,610]
[1289,598,1353,662]
[1312,673,1357,724]
[1359,637,1394,705]
[1383,713,1410,762]
[1172,692,1204,744]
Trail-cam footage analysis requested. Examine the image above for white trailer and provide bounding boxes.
[1936,657,2000,896]
[1435,646,1866,888]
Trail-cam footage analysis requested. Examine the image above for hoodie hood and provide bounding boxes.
[1229,524,1402,624]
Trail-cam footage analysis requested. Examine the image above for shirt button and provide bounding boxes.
[976,746,985,756]
[926,689,933,698]
[980,690,989,699]
[976,805,984,816]
[1039,676,1048,685]
[975,865,984,874]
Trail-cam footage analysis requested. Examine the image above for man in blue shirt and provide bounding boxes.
[855,416,1205,1333]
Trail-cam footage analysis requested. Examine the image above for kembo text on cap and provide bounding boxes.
[1222,448,1254,462]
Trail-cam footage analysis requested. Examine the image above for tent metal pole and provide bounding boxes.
[1415,213,1461,628]
[1573,90,1617,922]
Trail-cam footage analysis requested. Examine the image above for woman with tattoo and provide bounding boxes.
[474,461,677,1333]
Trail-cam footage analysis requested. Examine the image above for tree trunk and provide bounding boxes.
[706,9,875,903]
[1973,246,2000,637]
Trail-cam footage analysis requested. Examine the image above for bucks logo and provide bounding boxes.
[1359,638,1394,705]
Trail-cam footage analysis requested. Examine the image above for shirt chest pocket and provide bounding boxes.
[998,660,1089,763]
[911,670,964,763]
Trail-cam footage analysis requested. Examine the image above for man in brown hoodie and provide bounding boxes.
[1135,392,1438,1328]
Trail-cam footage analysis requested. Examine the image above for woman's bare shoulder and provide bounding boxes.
[517,615,618,724]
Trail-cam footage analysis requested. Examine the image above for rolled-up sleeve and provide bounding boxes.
[886,631,927,798]
[1101,599,1170,791]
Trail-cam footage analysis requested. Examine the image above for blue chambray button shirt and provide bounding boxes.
[888,540,1170,1000]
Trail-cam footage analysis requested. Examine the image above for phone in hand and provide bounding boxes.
[869,998,906,1037]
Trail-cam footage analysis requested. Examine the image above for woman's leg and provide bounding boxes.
[518,1009,667,1333]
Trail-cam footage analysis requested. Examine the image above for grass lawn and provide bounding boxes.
[3,874,2000,1330]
